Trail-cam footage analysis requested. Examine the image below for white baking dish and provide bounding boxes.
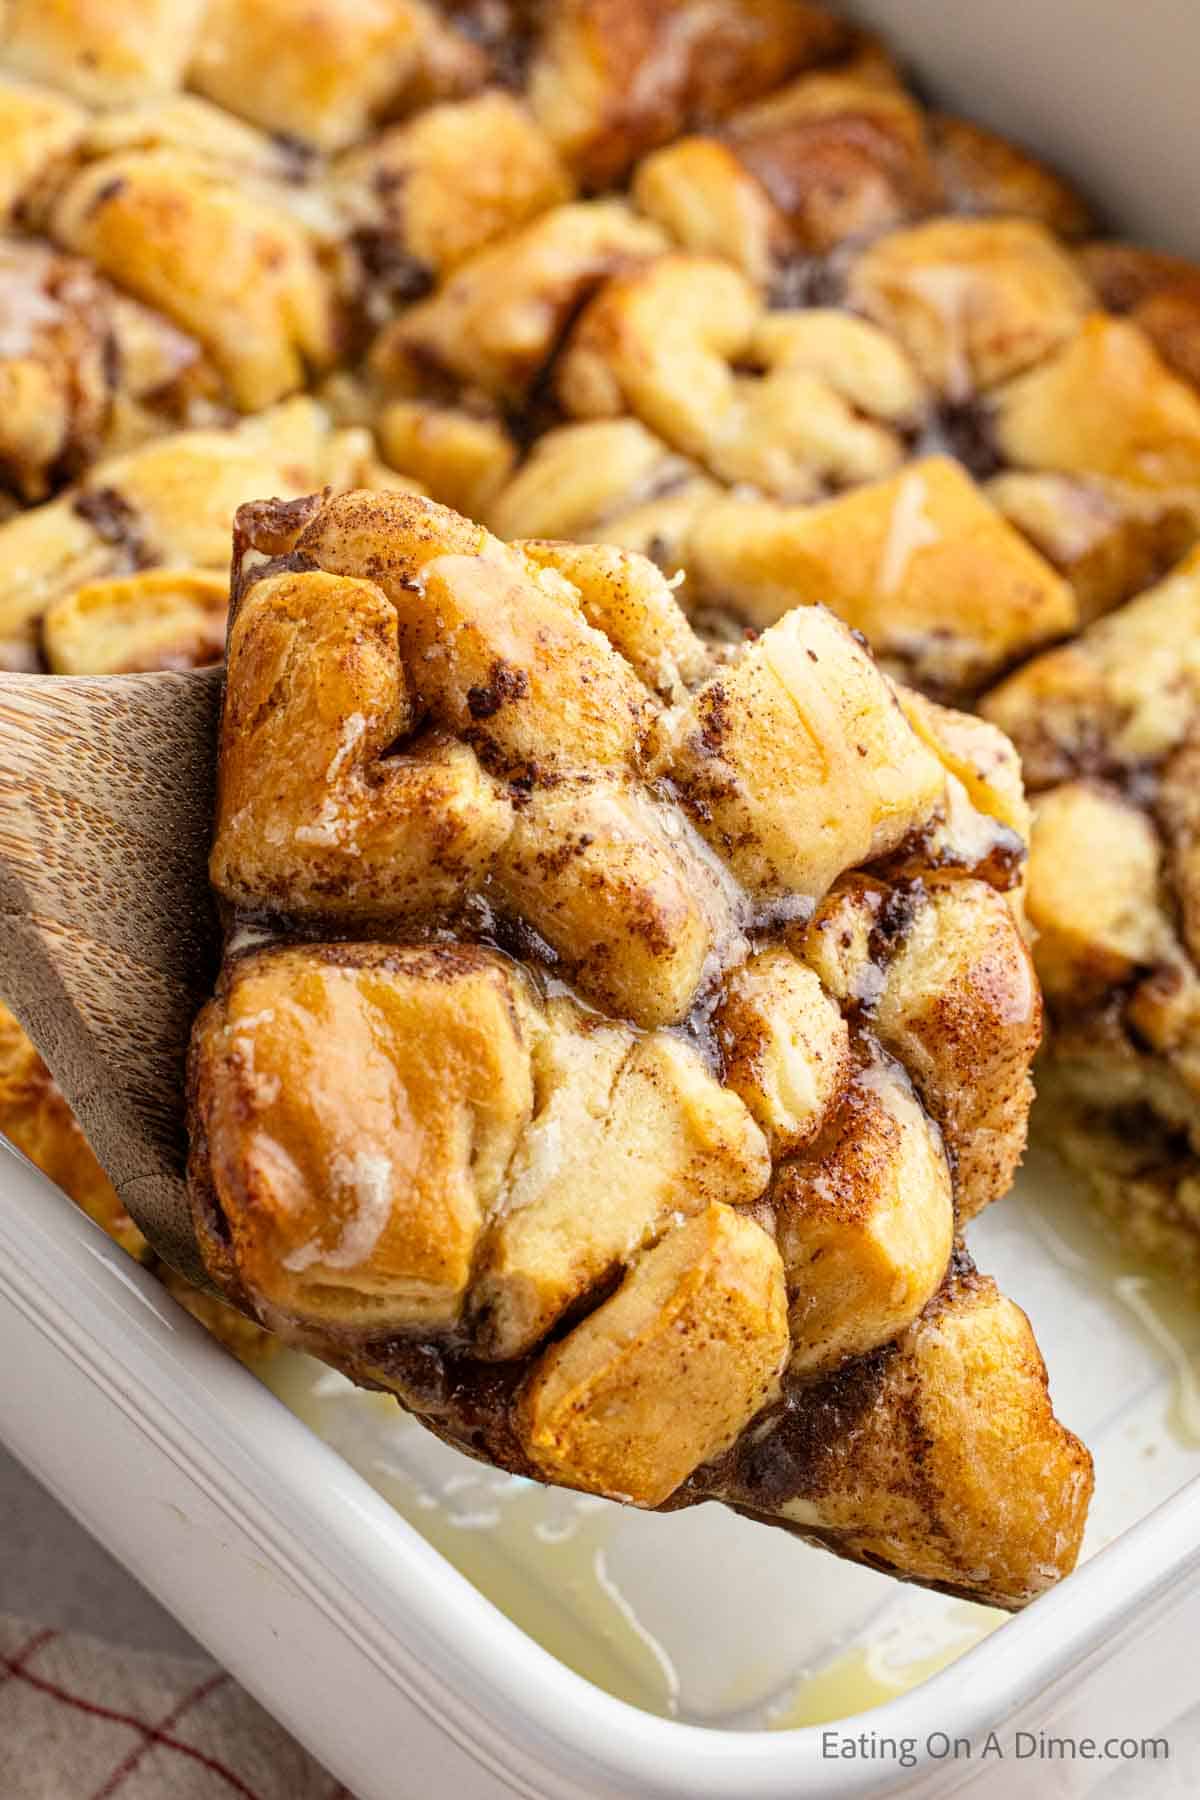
[5,1137,1200,1800]
[6,5,1200,1793]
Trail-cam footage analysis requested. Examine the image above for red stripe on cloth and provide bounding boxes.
[1,1627,57,1681]
[0,1653,262,1800]
[91,1668,230,1800]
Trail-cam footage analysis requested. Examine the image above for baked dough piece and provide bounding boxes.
[375,400,518,518]
[847,217,1093,397]
[42,569,228,674]
[370,200,667,405]
[982,546,1200,1281]
[684,456,1076,700]
[189,0,486,153]
[992,314,1200,492]
[0,1001,146,1259]
[556,260,926,501]
[630,136,789,288]
[696,1261,1092,1609]
[191,943,539,1333]
[525,0,848,191]
[334,91,573,306]
[519,1202,787,1506]
[1,0,207,107]
[187,487,1088,1607]
[74,91,318,180]
[764,1056,951,1372]
[625,41,943,287]
[0,396,410,669]
[1080,241,1200,393]
[0,239,116,500]
[484,417,717,595]
[0,235,215,502]
[722,61,941,257]
[986,471,1200,626]
[929,115,1094,239]
[0,75,86,221]
[48,143,338,410]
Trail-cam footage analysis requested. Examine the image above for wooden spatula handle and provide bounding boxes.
[0,668,222,1282]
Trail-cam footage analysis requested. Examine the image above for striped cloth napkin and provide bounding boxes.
[0,1614,351,1798]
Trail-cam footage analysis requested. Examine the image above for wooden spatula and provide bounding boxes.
[0,668,222,1285]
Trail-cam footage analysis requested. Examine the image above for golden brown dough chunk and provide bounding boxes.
[788,857,1038,1227]
[518,1204,788,1505]
[0,239,113,500]
[0,75,86,222]
[0,500,114,669]
[558,259,920,501]
[631,136,787,287]
[750,307,927,427]
[686,456,1076,700]
[376,401,517,518]
[726,67,940,255]
[49,147,337,410]
[403,549,655,776]
[526,0,847,190]
[516,537,710,698]
[0,397,400,669]
[42,568,227,673]
[1080,241,1200,393]
[848,217,1093,397]
[485,418,715,572]
[1025,783,1176,1004]
[473,1008,769,1358]
[335,92,572,298]
[981,547,1200,1277]
[703,1268,1093,1608]
[897,688,1031,874]
[190,943,536,1332]
[930,115,1093,238]
[768,1059,953,1372]
[213,568,512,918]
[715,949,850,1157]
[796,875,892,1008]
[74,90,310,178]
[2,0,206,106]
[0,1002,146,1259]
[0,234,214,501]
[371,201,666,405]
[872,880,1041,1220]
[188,486,1080,1601]
[987,471,1200,625]
[190,0,485,153]
[653,605,945,899]
[992,315,1200,492]
[492,776,736,1029]
[982,544,1200,788]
